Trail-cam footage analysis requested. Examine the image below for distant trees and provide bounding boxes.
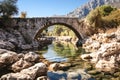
[0,0,18,18]
[45,25,76,38]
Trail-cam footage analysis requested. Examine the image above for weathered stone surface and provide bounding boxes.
[1,73,32,80]
[9,17,88,41]
[21,44,32,50]
[11,58,32,72]
[0,41,15,50]
[48,63,59,71]
[24,51,40,62]
[81,28,120,72]
[0,49,18,68]
[1,62,47,80]
[20,63,47,79]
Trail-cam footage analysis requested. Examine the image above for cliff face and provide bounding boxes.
[67,0,120,18]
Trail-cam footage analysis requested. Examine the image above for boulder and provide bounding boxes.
[82,29,120,72]
[48,63,59,71]
[11,58,33,72]
[24,51,40,62]
[1,73,32,80]
[20,62,47,79]
[1,62,47,80]
[0,49,19,69]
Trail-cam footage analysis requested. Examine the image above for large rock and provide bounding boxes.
[48,63,59,71]
[0,49,19,68]
[1,63,47,80]
[24,51,40,62]
[11,58,32,72]
[1,73,32,80]
[81,28,120,72]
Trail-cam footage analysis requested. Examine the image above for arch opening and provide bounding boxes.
[34,23,82,41]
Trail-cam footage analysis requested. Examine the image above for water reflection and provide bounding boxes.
[42,41,85,62]
[43,44,67,62]
[53,41,85,58]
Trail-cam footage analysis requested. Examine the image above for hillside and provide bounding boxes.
[67,0,120,18]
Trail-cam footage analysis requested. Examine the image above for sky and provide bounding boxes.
[17,0,89,17]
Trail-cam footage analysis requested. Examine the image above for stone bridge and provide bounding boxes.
[6,17,87,43]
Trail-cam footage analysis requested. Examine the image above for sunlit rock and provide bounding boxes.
[21,62,47,78]
[36,76,47,80]
[11,58,33,72]
[24,51,40,62]
[1,73,32,80]
[0,49,19,69]
[48,63,59,71]
[1,62,47,80]
[82,28,120,72]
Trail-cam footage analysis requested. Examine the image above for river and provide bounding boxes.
[38,41,120,80]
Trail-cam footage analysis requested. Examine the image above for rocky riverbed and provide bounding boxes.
[0,49,94,80]
[81,28,120,72]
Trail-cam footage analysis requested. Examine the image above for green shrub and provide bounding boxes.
[86,5,119,29]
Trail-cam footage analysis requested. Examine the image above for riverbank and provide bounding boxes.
[0,48,94,80]
[1,26,120,79]
[81,27,120,78]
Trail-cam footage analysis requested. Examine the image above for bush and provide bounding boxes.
[86,5,119,29]
[102,9,120,27]
[86,8,102,28]
[98,5,116,16]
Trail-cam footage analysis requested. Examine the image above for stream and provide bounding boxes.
[38,41,120,80]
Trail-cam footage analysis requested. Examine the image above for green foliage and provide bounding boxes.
[102,9,120,27]
[0,0,18,18]
[86,8,102,28]
[86,5,119,29]
[98,5,116,16]
[46,25,76,37]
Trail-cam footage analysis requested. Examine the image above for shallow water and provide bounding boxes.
[39,41,120,80]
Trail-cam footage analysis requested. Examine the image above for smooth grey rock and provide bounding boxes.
[21,44,32,50]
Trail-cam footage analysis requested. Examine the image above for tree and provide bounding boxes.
[0,0,18,18]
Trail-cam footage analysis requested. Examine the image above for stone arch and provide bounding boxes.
[34,22,82,40]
